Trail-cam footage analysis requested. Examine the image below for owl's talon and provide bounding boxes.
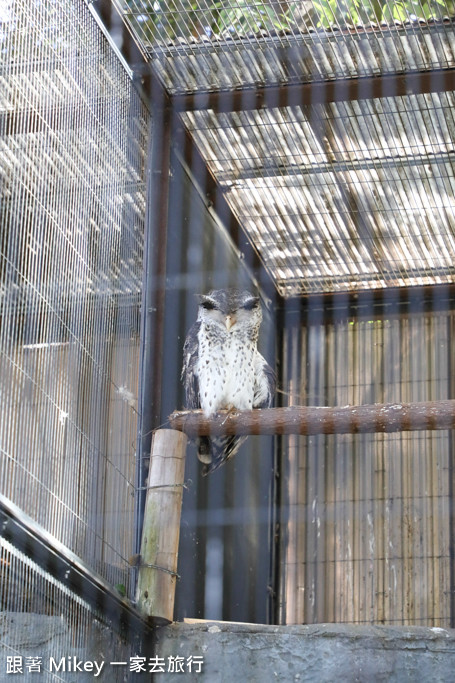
[220,407,239,426]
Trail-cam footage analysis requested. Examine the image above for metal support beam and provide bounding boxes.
[135,82,174,556]
[282,282,455,323]
[171,68,455,114]
[0,493,152,638]
[213,149,455,183]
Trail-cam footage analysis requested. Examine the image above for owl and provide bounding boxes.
[181,288,275,474]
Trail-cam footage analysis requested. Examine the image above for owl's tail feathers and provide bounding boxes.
[197,435,248,475]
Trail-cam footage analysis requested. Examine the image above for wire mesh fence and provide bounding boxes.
[117,0,455,47]
[0,0,149,611]
[0,537,135,681]
[114,0,455,94]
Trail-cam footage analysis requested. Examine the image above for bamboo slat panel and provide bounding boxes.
[281,313,452,625]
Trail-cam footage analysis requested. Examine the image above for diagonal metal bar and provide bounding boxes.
[0,493,153,638]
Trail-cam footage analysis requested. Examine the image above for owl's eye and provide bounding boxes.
[201,300,217,310]
[242,298,259,311]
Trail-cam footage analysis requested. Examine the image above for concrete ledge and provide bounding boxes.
[155,621,455,682]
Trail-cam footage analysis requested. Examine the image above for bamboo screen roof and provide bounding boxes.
[181,94,455,296]
[113,1,455,296]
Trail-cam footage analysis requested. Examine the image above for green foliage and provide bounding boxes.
[215,0,298,33]
[115,583,127,597]
[312,0,455,27]
[122,0,455,43]
[380,0,455,23]
[312,0,384,26]
[124,0,300,41]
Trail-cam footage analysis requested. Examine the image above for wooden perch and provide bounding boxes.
[169,400,455,437]
[136,428,187,625]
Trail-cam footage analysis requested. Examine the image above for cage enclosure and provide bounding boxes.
[2,0,455,679]
[121,0,455,628]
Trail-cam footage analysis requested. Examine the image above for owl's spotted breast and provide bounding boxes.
[197,323,256,415]
[181,288,275,474]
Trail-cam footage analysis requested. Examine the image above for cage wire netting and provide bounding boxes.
[0,537,132,677]
[0,0,149,667]
[115,0,455,92]
[106,0,455,629]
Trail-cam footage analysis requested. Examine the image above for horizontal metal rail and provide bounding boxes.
[171,68,455,113]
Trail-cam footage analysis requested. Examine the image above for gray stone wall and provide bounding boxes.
[3,615,455,681]
[154,621,455,682]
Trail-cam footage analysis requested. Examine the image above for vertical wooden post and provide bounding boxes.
[136,428,188,624]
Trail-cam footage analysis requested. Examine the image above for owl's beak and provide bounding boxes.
[225,314,236,330]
